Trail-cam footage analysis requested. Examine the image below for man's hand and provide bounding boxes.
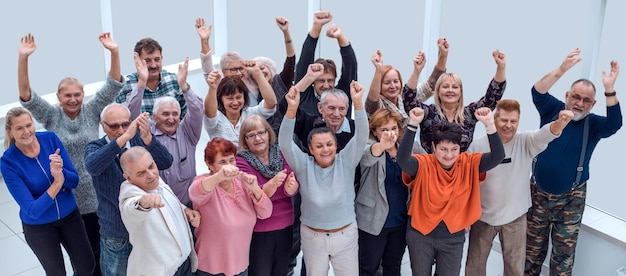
[177,57,189,92]
[19,33,36,57]
[139,194,164,209]
[185,208,201,228]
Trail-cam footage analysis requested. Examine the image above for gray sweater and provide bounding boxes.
[21,76,123,214]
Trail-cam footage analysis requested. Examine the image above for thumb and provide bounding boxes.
[54,148,61,155]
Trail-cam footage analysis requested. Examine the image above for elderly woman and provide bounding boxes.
[17,32,122,275]
[279,81,367,275]
[236,115,299,276]
[397,107,504,276]
[203,65,277,147]
[1,107,94,275]
[365,38,449,119]
[189,137,273,276]
[403,49,507,153]
[355,108,425,276]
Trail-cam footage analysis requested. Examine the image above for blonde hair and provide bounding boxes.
[433,73,465,125]
[4,107,33,149]
[238,115,276,151]
[57,77,84,93]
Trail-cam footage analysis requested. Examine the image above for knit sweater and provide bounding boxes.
[279,109,368,230]
[84,134,173,238]
[21,76,123,214]
[1,132,79,225]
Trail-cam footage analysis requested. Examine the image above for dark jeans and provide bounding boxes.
[174,256,194,276]
[249,226,293,276]
[82,212,102,276]
[23,208,95,276]
[359,226,407,276]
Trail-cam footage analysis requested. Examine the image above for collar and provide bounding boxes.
[336,117,351,134]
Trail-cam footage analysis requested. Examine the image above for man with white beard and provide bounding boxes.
[525,48,622,275]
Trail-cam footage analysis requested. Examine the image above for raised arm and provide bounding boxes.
[99,32,121,81]
[204,70,222,119]
[196,17,212,55]
[534,48,582,94]
[244,60,276,109]
[127,53,149,119]
[18,33,36,102]
[474,107,505,172]
[309,11,332,39]
[397,108,425,178]
[405,50,428,90]
[276,16,296,87]
[367,50,384,103]
[549,109,575,135]
[602,60,620,107]
[493,50,506,83]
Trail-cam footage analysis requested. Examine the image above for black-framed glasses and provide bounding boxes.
[244,129,268,140]
[225,67,245,73]
[103,121,131,130]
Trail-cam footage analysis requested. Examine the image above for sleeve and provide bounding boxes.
[295,34,318,83]
[20,90,57,128]
[403,86,432,114]
[397,128,419,178]
[478,133,505,172]
[119,184,151,222]
[188,174,214,206]
[136,134,173,170]
[115,74,137,104]
[84,76,125,120]
[279,55,296,88]
[524,124,560,157]
[126,86,146,120]
[84,139,124,176]
[1,155,56,219]
[336,43,358,117]
[278,117,308,172]
[342,110,369,165]
[466,79,507,115]
[180,88,204,146]
[249,101,277,118]
[201,51,214,77]
[360,143,383,167]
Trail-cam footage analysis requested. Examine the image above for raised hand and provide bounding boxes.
[326,23,343,39]
[307,63,325,79]
[413,50,426,72]
[560,48,582,73]
[243,59,260,77]
[371,50,383,70]
[207,70,222,89]
[139,194,164,209]
[313,11,332,27]
[378,130,398,151]
[218,165,240,181]
[49,148,64,182]
[350,80,364,109]
[492,50,506,67]
[195,17,212,41]
[437,37,449,57]
[285,86,300,110]
[134,52,149,86]
[276,16,289,32]
[550,109,575,136]
[136,112,152,145]
[99,32,118,52]
[408,107,425,126]
[283,172,299,196]
[178,57,189,92]
[474,107,493,124]
[19,33,36,57]
[602,60,620,92]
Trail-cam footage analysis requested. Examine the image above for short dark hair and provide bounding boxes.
[307,119,337,148]
[134,38,162,55]
[314,58,337,78]
[432,121,462,146]
[216,76,250,114]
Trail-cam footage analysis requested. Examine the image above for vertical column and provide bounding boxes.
[308,0,321,58]
[214,0,228,68]
[581,0,606,81]
[100,0,113,78]
[422,0,442,80]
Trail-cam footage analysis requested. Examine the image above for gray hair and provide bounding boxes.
[120,146,151,175]
[253,56,277,77]
[219,51,243,71]
[100,103,130,122]
[320,88,349,108]
[153,96,180,115]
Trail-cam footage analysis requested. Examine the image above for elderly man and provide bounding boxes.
[119,146,200,276]
[525,49,622,275]
[127,59,202,207]
[464,99,573,276]
[84,103,173,275]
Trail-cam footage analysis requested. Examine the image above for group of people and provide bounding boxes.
[2,10,621,276]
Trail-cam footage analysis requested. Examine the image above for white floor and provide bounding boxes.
[0,130,508,275]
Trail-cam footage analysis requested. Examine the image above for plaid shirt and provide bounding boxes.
[116,70,187,118]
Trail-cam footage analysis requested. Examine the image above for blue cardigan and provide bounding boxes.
[1,132,79,225]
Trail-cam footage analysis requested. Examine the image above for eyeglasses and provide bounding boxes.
[244,129,268,140]
[569,94,594,105]
[103,121,131,130]
[225,67,245,74]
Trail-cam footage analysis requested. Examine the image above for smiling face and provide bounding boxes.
[565,81,596,121]
[433,140,460,169]
[313,72,336,95]
[139,49,163,81]
[436,76,462,107]
[318,93,348,132]
[495,109,519,143]
[57,83,84,119]
[123,152,160,191]
[102,105,131,140]
[153,102,180,135]
[221,90,245,117]
[8,113,36,148]
[308,132,337,168]
[381,68,402,103]
[244,126,270,156]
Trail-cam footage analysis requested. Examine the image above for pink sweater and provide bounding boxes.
[236,155,296,232]
[189,173,272,276]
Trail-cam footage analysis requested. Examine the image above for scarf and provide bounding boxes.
[237,144,284,179]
